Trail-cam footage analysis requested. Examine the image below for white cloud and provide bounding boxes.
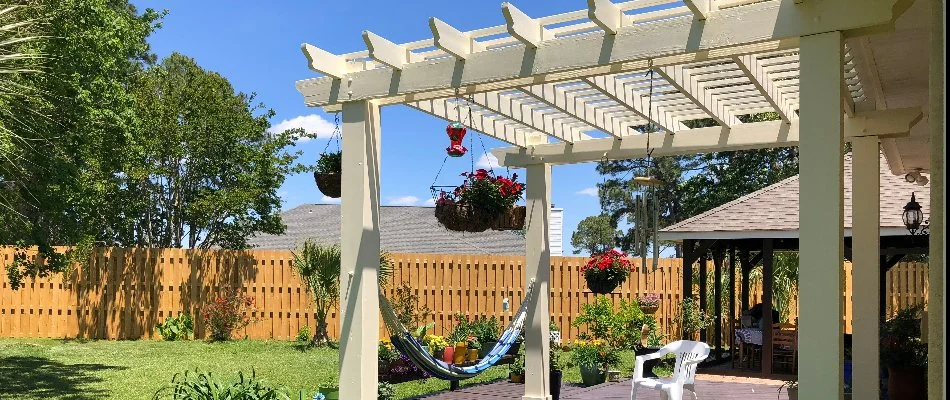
[387,196,420,206]
[270,114,335,142]
[320,195,341,204]
[576,187,599,197]
[422,198,436,207]
[475,152,499,169]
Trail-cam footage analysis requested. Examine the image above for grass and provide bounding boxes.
[0,339,640,399]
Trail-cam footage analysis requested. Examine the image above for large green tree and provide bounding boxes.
[577,113,799,257]
[122,53,305,249]
[570,213,618,255]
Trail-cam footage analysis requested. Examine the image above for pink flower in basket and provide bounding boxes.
[638,293,661,309]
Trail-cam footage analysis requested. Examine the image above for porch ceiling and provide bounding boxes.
[294,0,922,168]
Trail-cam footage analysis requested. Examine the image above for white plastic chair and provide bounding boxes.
[549,331,561,347]
[630,340,710,400]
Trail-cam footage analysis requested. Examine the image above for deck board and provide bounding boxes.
[415,378,791,399]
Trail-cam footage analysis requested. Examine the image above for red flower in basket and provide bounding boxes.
[581,249,633,295]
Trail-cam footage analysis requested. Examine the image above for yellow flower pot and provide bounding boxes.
[453,343,467,364]
[467,348,479,362]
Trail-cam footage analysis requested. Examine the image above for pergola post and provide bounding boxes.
[339,100,382,399]
[928,0,945,397]
[698,255,707,342]
[851,136,881,400]
[523,163,552,400]
[761,239,774,374]
[799,31,845,399]
[713,248,723,360]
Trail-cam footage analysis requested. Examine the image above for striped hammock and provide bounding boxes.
[377,281,535,381]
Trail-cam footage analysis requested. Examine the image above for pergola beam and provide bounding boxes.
[430,18,483,59]
[520,84,626,138]
[407,99,530,147]
[363,31,418,70]
[470,91,591,143]
[297,0,909,107]
[587,0,623,34]
[733,55,796,122]
[655,65,742,127]
[684,0,715,20]
[502,2,545,48]
[584,75,687,133]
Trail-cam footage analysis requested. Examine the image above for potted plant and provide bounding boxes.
[424,334,447,359]
[509,353,525,383]
[881,305,927,400]
[570,339,620,387]
[466,336,481,361]
[582,249,633,294]
[434,169,525,232]
[472,316,500,358]
[779,379,798,400]
[638,293,661,315]
[550,335,563,400]
[317,377,340,400]
[313,151,341,198]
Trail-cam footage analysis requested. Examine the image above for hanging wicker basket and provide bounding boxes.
[584,271,623,295]
[640,305,660,315]
[492,206,526,230]
[314,172,341,198]
[434,203,493,233]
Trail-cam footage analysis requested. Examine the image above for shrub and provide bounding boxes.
[470,316,500,343]
[881,304,927,369]
[156,313,193,341]
[572,296,651,349]
[296,325,311,344]
[388,284,434,331]
[203,292,256,341]
[569,339,621,373]
[377,382,397,400]
[673,298,712,339]
[152,368,290,400]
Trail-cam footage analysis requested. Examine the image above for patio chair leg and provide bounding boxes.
[668,386,684,400]
[630,383,638,400]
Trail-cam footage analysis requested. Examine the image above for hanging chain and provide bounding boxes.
[320,112,341,156]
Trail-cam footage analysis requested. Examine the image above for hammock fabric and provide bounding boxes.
[378,282,535,381]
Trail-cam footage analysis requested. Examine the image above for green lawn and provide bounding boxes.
[0,339,640,399]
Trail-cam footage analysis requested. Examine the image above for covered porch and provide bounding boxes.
[293,0,944,398]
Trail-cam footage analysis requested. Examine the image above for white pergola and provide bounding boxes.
[294,1,944,399]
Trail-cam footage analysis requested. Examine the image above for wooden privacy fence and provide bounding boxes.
[0,247,930,342]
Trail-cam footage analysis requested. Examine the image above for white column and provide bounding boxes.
[799,31,845,399]
[523,163,552,400]
[927,0,945,397]
[339,100,381,399]
[851,136,880,400]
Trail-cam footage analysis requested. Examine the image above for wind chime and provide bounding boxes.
[632,62,663,272]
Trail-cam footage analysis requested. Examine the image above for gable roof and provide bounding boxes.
[249,204,525,255]
[659,153,930,241]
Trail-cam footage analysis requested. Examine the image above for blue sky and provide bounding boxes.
[131,0,607,255]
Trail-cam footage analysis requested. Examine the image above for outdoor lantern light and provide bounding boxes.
[902,192,928,236]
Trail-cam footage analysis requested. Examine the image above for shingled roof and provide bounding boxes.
[249,204,526,255]
[659,153,930,241]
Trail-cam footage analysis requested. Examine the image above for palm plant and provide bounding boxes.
[292,239,394,346]
[749,252,799,322]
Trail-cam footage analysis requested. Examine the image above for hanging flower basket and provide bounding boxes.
[582,250,632,295]
[638,293,661,315]
[492,206,526,231]
[433,169,524,233]
[314,172,341,198]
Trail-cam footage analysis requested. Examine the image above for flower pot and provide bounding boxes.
[585,273,622,294]
[607,370,621,382]
[319,387,340,400]
[492,206,526,230]
[509,372,524,383]
[453,343,468,364]
[467,348,479,362]
[640,305,659,315]
[579,364,607,387]
[314,172,341,198]
[550,369,563,400]
[434,203,492,233]
[887,366,927,400]
[442,346,455,364]
[843,360,852,388]
[479,341,497,358]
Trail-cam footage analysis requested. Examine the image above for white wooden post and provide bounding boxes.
[523,163,552,400]
[799,31,845,399]
[927,0,945,397]
[339,100,381,399]
[851,136,880,400]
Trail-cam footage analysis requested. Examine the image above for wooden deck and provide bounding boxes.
[414,378,792,399]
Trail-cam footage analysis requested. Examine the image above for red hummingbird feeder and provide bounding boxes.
[445,122,468,157]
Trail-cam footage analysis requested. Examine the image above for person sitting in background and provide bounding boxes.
[748,303,780,327]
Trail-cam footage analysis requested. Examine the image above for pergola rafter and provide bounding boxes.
[293,1,927,399]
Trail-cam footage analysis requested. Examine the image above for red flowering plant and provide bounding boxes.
[202,291,258,341]
[436,169,524,217]
[581,249,633,294]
